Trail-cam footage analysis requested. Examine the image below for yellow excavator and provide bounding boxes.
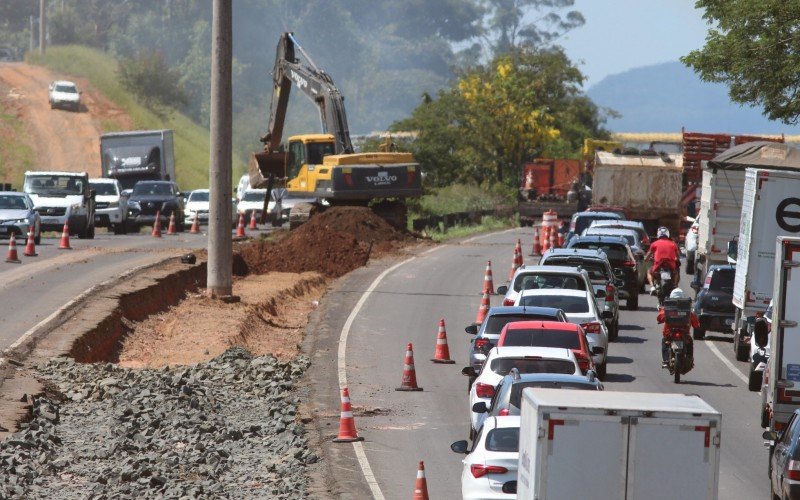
[249,32,422,228]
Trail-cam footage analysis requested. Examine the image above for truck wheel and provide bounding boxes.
[685,253,695,275]
[596,361,607,380]
[761,405,770,429]
[34,232,41,245]
[734,330,749,362]
[113,223,125,235]
[749,367,763,392]
[627,293,639,311]
[692,328,705,340]
[87,224,95,239]
[674,355,682,383]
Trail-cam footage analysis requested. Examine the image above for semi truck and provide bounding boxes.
[100,130,176,190]
[732,167,800,362]
[517,388,721,500]
[592,150,684,236]
[763,237,800,433]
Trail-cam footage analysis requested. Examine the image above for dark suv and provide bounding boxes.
[126,181,184,232]
[692,264,735,340]
[567,235,641,310]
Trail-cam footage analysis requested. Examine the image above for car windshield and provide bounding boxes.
[0,195,28,210]
[519,295,589,314]
[484,428,520,452]
[575,214,620,234]
[25,175,84,195]
[502,329,580,349]
[490,357,575,375]
[571,243,628,262]
[483,314,561,335]
[133,183,173,196]
[90,183,118,196]
[189,191,210,202]
[709,269,735,290]
[544,259,608,281]
[507,381,598,411]
[515,273,587,292]
[242,191,266,202]
[55,84,77,93]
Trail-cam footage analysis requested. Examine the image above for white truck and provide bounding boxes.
[23,171,95,238]
[732,168,800,361]
[100,130,176,191]
[89,178,128,234]
[48,80,81,111]
[764,237,800,432]
[517,388,721,500]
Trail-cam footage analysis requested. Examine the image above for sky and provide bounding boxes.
[557,0,711,88]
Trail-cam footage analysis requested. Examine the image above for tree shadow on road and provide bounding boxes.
[607,356,633,364]
[615,335,648,344]
[604,373,636,383]
[619,324,646,331]
[678,380,736,388]
[704,335,733,344]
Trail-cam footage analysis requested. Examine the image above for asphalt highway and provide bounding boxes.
[341,228,766,499]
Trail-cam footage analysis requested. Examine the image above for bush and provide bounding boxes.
[415,183,515,217]
[117,49,188,110]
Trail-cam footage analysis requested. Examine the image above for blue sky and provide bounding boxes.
[557,0,711,88]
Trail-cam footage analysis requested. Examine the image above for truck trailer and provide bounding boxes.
[100,130,176,190]
[517,388,721,500]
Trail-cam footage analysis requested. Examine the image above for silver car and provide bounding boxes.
[0,191,41,244]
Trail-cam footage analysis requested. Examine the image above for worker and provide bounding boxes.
[645,226,681,294]
[656,288,699,368]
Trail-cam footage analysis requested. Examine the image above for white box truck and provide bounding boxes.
[764,237,800,432]
[517,389,721,500]
[696,167,745,271]
[100,130,176,191]
[732,168,800,361]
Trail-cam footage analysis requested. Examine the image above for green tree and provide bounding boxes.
[682,0,800,124]
[117,49,188,111]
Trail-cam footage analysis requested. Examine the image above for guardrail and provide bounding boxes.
[411,206,514,232]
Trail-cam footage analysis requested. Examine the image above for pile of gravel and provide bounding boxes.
[0,348,313,499]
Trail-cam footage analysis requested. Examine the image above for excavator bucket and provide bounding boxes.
[248,151,287,188]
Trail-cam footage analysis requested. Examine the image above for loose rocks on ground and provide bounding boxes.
[0,348,312,499]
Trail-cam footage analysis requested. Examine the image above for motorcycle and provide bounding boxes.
[654,264,674,306]
[667,328,693,383]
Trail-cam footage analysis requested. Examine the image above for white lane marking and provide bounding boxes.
[337,246,445,499]
[704,339,749,384]
[462,227,517,244]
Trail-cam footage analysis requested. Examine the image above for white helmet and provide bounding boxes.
[669,288,685,299]
[657,226,670,239]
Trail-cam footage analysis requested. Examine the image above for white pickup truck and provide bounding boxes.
[24,171,95,238]
[48,80,81,111]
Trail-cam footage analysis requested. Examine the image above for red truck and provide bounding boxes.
[517,158,584,226]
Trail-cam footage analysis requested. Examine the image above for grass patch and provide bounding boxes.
[412,183,515,217]
[27,45,244,190]
[0,106,35,187]
[424,215,516,242]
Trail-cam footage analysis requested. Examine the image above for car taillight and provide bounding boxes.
[475,338,490,349]
[407,170,416,186]
[778,388,794,404]
[692,226,698,234]
[581,322,601,334]
[475,383,495,398]
[704,274,712,287]
[672,331,684,340]
[788,460,800,481]
[470,464,508,478]
[577,356,590,372]
[498,408,509,416]
[503,298,515,306]
[776,420,787,431]
[642,235,650,245]
[605,283,615,300]
[623,260,636,268]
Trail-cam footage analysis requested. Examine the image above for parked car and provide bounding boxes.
[691,264,735,340]
[48,80,81,111]
[766,408,800,500]
[126,180,184,232]
[463,346,580,436]
[89,178,127,234]
[498,265,594,307]
[465,306,569,387]
[184,189,238,228]
[451,415,520,499]
[496,320,596,374]
[0,191,41,244]
[589,219,651,250]
[566,211,623,245]
[515,288,610,379]
[566,234,642,310]
[538,248,621,339]
[237,189,272,221]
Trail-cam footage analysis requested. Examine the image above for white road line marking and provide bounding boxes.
[462,227,517,244]
[704,339,749,384]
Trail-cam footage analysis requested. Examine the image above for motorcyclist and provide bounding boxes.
[645,226,681,295]
[656,288,699,368]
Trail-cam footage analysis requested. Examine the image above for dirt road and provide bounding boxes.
[0,62,130,178]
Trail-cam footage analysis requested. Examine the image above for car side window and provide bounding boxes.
[488,381,503,411]
[781,415,800,446]
[470,426,484,453]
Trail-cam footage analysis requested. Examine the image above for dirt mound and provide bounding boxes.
[238,206,418,278]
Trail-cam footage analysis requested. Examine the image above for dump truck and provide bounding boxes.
[100,130,176,191]
[517,158,583,226]
[248,32,422,228]
[592,150,683,237]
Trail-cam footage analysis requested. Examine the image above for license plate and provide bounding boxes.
[725,318,733,326]
[42,217,60,224]
[672,341,684,349]
[660,271,672,280]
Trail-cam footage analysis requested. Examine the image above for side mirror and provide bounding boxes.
[465,324,478,335]
[502,481,517,494]
[450,440,469,454]
[471,402,488,413]
[496,285,508,295]
[461,366,477,378]
[613,268,623,277]
[602,310,614,320]
[595,289,606,299]
[690,281,702,291]
[591,346,605,355]
[614,279,625,288]
[763,430,778,442]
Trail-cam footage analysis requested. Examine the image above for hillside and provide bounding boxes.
[588,61,800,135]
[0,46,227,190]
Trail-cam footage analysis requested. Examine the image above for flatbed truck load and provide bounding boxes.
[517,388,721,500]
[592,150,683,236]
[517,158,582,226]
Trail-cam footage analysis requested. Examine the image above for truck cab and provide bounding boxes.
[24,171,95,238]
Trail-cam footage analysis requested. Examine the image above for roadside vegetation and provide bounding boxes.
[0,99,35,185]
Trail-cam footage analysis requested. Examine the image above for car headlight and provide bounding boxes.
[128,201,141,209]
[15,219,28,224]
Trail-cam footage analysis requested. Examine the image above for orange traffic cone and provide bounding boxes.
[542,225,551,252]
[515,239,524,268]
[396,343,423,391]
[332,387,364,443]
[151,210,163,237]
[24,227,37,257]
[475,292,490,324]
[431,318,455,364]
[249,210,258,229]
[482,260,495,295]
[413,461,430,500]
[235,213,246,238]
[189,216,200,234]
[508,244,520,280]
[531,226,542,256]
[58,221,72,250]
[167,212,177,235]
[5,233,21,263]
[549,229,557,249]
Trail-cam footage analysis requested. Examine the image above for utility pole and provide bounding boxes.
[39,0,46,55]
[207,0,233,299]
[29,16,35,54]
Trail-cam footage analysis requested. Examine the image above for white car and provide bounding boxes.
[235,174,250,202]
[183,189,239,228]
[236,189,272,221]
[89,178,127,234]
[0,191,41,244]
[515,289,609,379]
[497,265,594,307]
[48,80,81,111]
[451,415,520,500]
[467,346,580,435]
